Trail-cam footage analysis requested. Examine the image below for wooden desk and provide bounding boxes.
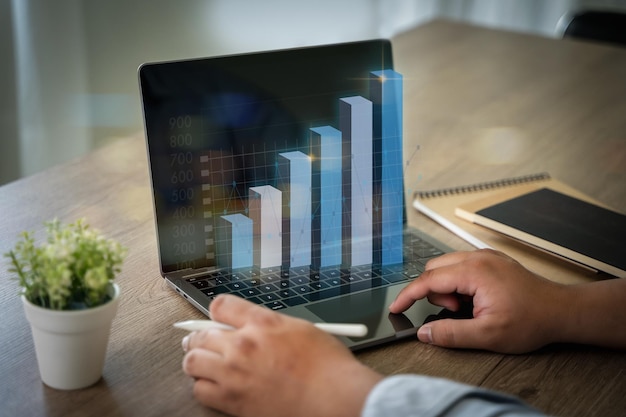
[1,20,624,417]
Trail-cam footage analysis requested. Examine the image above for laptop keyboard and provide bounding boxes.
[186,232,444,311]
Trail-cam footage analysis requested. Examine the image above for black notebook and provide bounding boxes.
[456,184,626,278]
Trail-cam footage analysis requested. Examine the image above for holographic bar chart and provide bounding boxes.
[203,70,403,271]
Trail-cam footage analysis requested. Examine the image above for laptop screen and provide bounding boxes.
[139,39,402,274]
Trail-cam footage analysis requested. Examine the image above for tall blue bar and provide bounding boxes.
[370,70,404,265]
[278,151,312,268]
[310,126,342,267]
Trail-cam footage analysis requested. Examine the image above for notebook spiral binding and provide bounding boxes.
[414,172,551,199]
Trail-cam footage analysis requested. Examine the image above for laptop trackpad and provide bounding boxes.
[305,285,446,343]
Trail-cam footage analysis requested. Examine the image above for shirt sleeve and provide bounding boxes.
[361,375,548,417]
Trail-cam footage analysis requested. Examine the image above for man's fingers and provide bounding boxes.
[424,249,509,271]
[209,294,267,328]
[192,378,222,409]
[418,318,486,350]
[184,328,231,355]
[426,293,463,312]
[183,343,226,381]
[390,261,478,313]
[423,251,474,270]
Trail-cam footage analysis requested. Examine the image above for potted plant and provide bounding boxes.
[5,218,127,390]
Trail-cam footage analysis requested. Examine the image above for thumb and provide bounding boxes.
[418,318,485,350]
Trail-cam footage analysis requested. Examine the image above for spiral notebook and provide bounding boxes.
[413,173,626,279]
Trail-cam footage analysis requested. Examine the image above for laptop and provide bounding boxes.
[139,39,465,350]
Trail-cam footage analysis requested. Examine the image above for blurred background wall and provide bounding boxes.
[2,0,625,185]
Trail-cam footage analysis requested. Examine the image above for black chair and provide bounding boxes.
[558,10,626,47]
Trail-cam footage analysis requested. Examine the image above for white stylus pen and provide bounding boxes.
[174,320,368,338]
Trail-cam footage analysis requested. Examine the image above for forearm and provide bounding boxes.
[555,278,626,349]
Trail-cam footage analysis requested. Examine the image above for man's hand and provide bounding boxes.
[182,294,383,417]
[390,249,568,353]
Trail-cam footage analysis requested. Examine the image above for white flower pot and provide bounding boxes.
[21,283,120,390]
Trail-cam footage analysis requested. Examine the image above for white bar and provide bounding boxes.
[249,185,282,268]
[278,151,312,267]
[341,96,373,266]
